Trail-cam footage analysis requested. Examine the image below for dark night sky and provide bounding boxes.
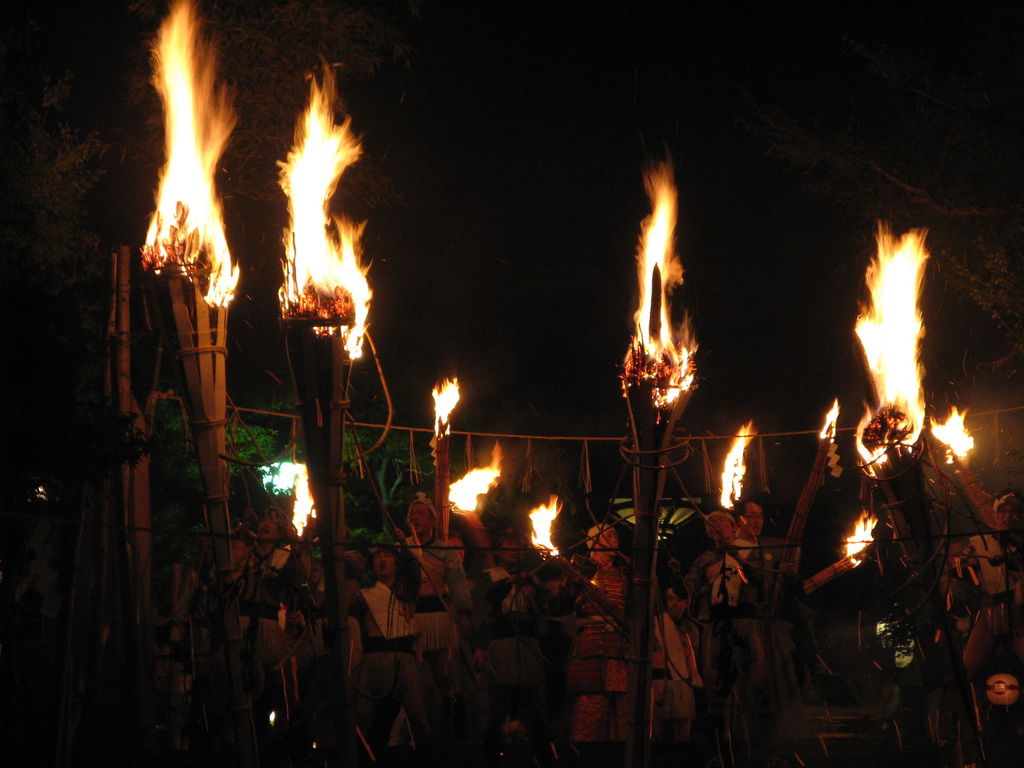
[26,1,1019,476]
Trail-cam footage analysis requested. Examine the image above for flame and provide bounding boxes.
[844,511,877,563]
[291,464,316,537]
[142,0,238,307]
[855,226,929,468]
[278,69,370,357]
[720,421,757,509]
[529,496,561,556]
[433,378,460,436]
[623,162,697,406]
[820,399,840,441]
[931,407,974,463]
[449,445,502,512]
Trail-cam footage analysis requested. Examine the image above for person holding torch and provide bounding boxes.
[403,492,472,741]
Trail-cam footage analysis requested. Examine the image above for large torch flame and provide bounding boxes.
[720,421,757,509]
[529,496,561,556]
[624,162,697,407]
[931,407,974,464]
[820,399,840,441]
[844,511,877,564]
[449,445,502,512]
[143,0,238,308]
[433,378,460,436]
[855,226,929,469]
[278,68,370,358]
[291,464,316,537]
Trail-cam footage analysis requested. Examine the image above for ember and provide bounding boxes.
[858,405,917,457]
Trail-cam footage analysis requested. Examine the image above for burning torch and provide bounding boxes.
[432,379,460,541]
[803,511,877,594]
[768,400,839,613]
[278,65,371,759]
[621,161,696,768]
[929,408,988,520]
[139,4,255,764]
[851,226,982,756]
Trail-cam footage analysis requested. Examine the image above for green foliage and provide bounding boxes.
[343,423,432,531]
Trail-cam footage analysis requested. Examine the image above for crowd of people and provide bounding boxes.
[152,485,1024,766]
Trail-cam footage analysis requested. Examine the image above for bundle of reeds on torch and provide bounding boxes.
[277,64,370,760]
[620,162,697,768]
[803,512,876,594]
[139,3,255,764]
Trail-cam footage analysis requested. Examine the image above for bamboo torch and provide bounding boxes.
[529,496,561,557]
[803,511,876,594]
[278,65,370,760]
[139,4,255,765]
[621,162,697,768]
[432,378,460,540]
[929,409,988,519]
[852,226,983,760]
[768,400,839,613]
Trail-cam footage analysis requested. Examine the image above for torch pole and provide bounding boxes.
[868,440,984,763]
[803,553,868,594]
[768,434,832,614]
[283,325,355,764]
[435,427,451,541]
[155,273,257,768]
[115,246,155,753]
[624,265,692,768]
[924,433,990,526]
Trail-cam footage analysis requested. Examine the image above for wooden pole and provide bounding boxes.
[803,553,866,594]
[768,433,833,614]
[284,326,355,765]
[115,245,156,757]
[624,264,693,768]
[153,272,257,768]
[870,439,984,763]
[435,427,450,540]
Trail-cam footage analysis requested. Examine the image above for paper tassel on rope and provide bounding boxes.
[758,436,770,494]
[521,438,536,492]
[994,411,1001,464]
[827,442,843,477]
[578,439,593,494]
[408,430,421,485]
[289,416,299,463]
[701,439,714,495]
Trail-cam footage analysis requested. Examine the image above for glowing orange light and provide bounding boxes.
[720,421,757,509]
[449,445,502,512]
[930,407,974,464]
[844,511,877,564]
[623,162,697,407]
[855,226,929,470]
[820,399,840,441]
[433,378,460,437]
[278,68,370,358]
[291,464,316,537]
[142,0,238,307]
[529,496,561,556]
